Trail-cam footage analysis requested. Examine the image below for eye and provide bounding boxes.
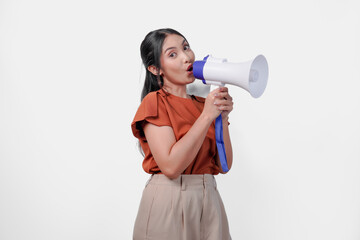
[184,45,190,50]
[169,52,177,58]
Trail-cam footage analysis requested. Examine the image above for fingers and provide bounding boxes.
[214,98,233,112]
[204,89,223,121]
[215,92,232,101]
[214,88,233,104]
[212,87,233,112]
[212,87,227,94]
[218,105,233,111]
[214,99,233,107]
[215,101,233,111]
[214,87,232,99]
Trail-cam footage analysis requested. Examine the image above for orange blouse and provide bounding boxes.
[131,89,221,175]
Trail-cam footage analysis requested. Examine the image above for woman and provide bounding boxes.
[131,28,233,240]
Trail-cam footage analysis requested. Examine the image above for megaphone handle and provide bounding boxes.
[215,115,229,172]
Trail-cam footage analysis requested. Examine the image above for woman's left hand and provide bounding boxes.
[214,87,233,120]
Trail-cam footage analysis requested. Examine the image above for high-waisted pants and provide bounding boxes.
[133,174,231,240]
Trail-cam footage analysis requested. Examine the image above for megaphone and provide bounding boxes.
[192,54,269,98]
[188,54,269,173]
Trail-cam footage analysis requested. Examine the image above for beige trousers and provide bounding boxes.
[133,174,231,240]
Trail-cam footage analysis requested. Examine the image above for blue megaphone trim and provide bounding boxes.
[193,55,210,84]
[193,60,206,82]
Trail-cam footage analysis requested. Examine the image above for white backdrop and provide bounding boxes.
[1,0,359,239]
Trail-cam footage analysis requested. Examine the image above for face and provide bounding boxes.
[158,34,195,86]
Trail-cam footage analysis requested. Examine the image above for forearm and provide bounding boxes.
[222,117,233,171]
[166,114,213,178]
[144,87,230,179]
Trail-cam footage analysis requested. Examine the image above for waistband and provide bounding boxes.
[146,174,217,190]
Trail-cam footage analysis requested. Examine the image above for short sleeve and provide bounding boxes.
[131,91,171,140]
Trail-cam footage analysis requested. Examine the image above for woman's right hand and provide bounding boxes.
[201,88,223,121]
[201,87,233,122]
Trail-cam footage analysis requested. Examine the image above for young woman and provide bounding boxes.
[131,28,233,240]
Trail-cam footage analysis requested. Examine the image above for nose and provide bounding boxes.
[183,51,192,63]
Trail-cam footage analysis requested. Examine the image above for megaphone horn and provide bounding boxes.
[192,54,269,98]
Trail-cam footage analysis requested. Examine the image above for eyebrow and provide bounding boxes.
[164,39,187,54]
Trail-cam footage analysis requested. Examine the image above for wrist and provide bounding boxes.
[221,115,229,125]
[199,113,214,126]
[221,114,229,121]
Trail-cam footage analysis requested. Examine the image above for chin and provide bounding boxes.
[187,76,195,83]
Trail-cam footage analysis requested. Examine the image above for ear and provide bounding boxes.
[147,65,163,76]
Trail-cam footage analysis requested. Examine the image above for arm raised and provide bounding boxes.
[143,87,233,179]
[144,114,213,179]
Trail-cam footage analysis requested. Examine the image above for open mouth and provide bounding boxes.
[187,65,193,72]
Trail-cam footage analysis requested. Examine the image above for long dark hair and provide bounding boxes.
[140,28,188,100]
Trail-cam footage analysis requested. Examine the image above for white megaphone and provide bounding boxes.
[187,54,269,173]
[190,54,269,98]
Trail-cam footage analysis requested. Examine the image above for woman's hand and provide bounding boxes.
[201,88,222,121]
[215,87,233,120]
[202,87,233,121]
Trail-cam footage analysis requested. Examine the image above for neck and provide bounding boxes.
[162,84,189,99]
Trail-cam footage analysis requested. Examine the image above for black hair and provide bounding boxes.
[140,28,188,100]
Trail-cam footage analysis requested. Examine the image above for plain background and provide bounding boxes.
[1,0,359,239]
